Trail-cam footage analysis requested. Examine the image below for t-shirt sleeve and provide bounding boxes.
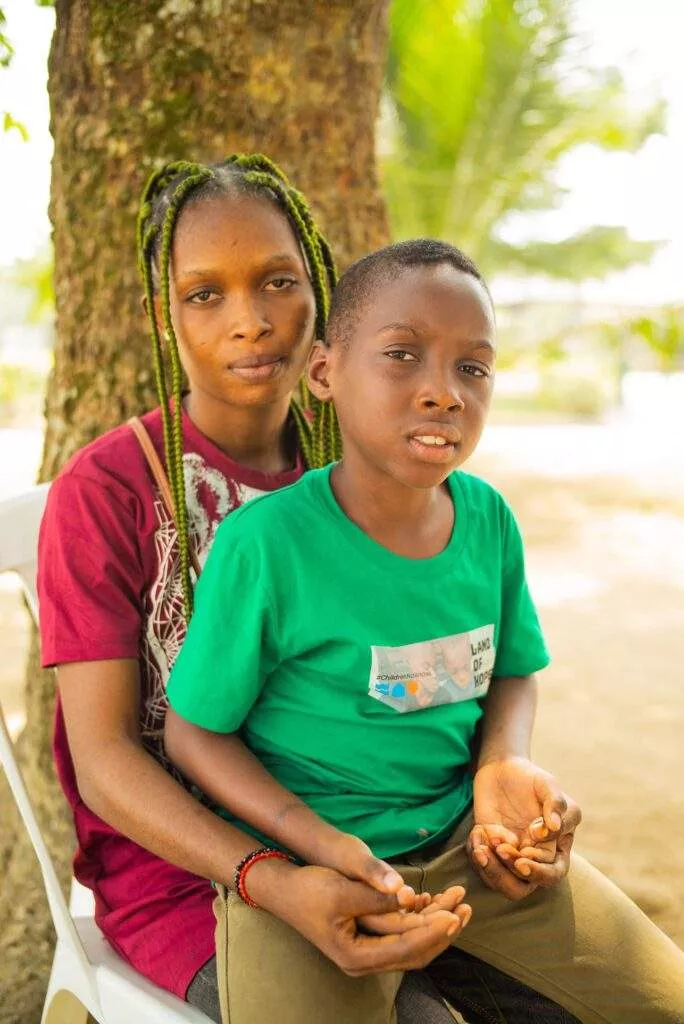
[493,501,550,678]
[166,513,278,733]
[38,472,145,666]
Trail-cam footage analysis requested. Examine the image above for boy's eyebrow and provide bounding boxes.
[377,322,421,337]
[377,323,496,353]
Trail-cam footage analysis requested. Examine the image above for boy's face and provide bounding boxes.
[309,263,496,490]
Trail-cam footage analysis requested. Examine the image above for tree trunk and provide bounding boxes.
[0,3,390,1021]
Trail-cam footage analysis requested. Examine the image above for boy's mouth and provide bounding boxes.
[407,427,460,464]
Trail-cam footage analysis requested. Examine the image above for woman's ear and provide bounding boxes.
[307,340,334,402]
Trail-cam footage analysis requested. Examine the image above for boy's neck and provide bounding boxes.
[184,389,295,474]
[330,457,454,559]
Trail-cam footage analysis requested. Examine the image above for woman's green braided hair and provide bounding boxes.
[136,154,342,618]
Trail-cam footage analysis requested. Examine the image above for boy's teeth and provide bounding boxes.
[414,435,449,446]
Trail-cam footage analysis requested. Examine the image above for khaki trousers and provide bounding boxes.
[214,814,684,1024]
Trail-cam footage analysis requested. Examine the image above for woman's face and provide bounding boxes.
[154,191,316,410]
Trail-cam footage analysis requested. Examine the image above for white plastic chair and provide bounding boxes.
[0,485,211,1024]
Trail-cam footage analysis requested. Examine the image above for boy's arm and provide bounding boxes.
[469,674,581,898]
[478,672,537,767]
[164,709,412,899]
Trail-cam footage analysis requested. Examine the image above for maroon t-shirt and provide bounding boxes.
[37,405,303,999]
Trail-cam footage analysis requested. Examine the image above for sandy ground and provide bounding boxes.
[1,416,683,960]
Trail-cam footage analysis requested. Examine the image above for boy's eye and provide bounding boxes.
[267,277,296,291]
[459,363,491,378]
[386,349,418,362]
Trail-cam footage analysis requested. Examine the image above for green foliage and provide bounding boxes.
[624,308,684,373]
[0,363,46,417]
[9,249,55,323]
[384,0,664,281]
[0,7,13,68]
[0,5,28,139]
[486,227,660,281]
[3,110,28,140]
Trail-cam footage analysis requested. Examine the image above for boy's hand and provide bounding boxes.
[360,885,471,938]
[312,830,424,907]
[469,757,581,900]
[251,859,467,976]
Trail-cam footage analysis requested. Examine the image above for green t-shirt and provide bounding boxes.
[167,466,549,858]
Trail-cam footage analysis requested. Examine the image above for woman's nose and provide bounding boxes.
[228,295,271,341]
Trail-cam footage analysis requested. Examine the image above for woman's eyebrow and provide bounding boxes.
[177,267,217,280]
[176,253,301,281]
[262,252,302,268]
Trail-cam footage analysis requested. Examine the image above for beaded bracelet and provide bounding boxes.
[234,847,295,909]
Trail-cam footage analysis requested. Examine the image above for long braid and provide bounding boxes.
[157,169,214,617]
[137,154,342,620]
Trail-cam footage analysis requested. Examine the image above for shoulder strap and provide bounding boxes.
[128,416,202,579]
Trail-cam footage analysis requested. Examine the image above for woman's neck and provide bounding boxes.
[184,389,295,474]
[330,457,454,559]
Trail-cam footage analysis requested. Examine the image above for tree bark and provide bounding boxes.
[0,3,390,1021]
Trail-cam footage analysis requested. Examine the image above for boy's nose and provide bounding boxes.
[418,378,465,413]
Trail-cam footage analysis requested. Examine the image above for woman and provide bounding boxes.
[38,155,579,1023]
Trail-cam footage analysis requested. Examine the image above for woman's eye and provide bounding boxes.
[188,289,216,304]
[267,277,296,290]
[386,349,418,362]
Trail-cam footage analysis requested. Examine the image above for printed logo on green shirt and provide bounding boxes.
[369,625,495,713]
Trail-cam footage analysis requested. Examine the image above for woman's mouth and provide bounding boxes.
[228,355,286,382]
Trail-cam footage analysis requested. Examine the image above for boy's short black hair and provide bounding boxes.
[326,238,490,347]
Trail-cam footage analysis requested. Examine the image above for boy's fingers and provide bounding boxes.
[396,884,418,909]
[533,775,567,833]
[494,842,523,863]
[472,822,520,848]
[470,843,536,900]
[359,910,430,935]
[348,910,464,974]
[421,886,467,914]
[515,853,569,887]
[361,854,407,894]
[528,817,550,842]
[516,844,557,865]
[560,799,582,834]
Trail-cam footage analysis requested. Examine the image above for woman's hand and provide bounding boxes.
[468,757,582,900]
[249,858,470,977]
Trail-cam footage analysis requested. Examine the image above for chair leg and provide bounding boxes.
[43,989,98,1024]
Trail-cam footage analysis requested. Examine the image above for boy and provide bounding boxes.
[165,240,684,1024]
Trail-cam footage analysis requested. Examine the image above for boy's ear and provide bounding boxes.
[307,340,334,402]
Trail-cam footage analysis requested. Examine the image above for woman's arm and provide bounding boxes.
[60,658,463,973]
[164,707,407,895]
[59,659,265,882]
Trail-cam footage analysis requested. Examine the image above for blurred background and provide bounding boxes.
[1,0,683,960]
